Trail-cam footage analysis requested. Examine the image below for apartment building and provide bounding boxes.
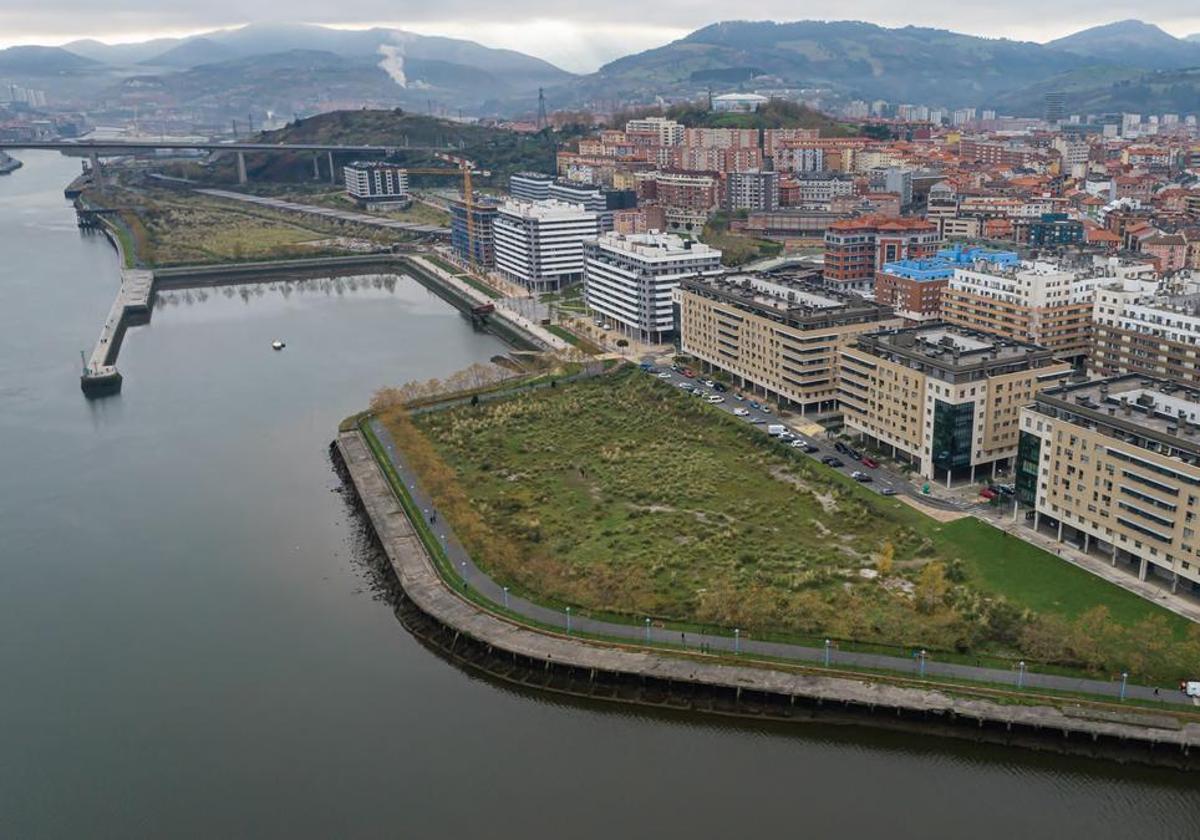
[509,171,555,201]
[1092,282,1200,385]
[583,231,723,343]
[840,325,1072,483]
[493,199,600,292]
[942,260,1113,360]
[1017,375,1200,596]
[724,170,780,212]
[343,162,409,205]
[625,116,684,147]
[675,273,901,413]
[876,246,1019,323]
[823,216,942,291]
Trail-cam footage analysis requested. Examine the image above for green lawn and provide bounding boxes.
[394,370,1199,681]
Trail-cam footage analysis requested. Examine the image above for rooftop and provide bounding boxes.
[854,323,1064,380]
[593,230,721,260]
[680,272,892,329]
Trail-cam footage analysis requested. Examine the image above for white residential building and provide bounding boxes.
[493,199,600,292]
[583,231,723,342]
[625,116,684,146]
[343,162,409,205]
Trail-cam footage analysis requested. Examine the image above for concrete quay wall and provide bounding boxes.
[335,427,1200,769]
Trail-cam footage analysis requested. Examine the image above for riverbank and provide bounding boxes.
[336,423,1200,769]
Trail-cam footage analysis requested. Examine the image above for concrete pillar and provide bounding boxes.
[88,152,101,184]
[1111,543,1118,567]
[1057,520,1064,542]
[1138,556,1149,581]
[1033,511,1040,532]
[970,464,976,482]
[1172,574,1179,594]
[991,460,997,479]
[236,151,247,185]
[328,151,336,184]
[946,469,952,490]
[1012,499,1019,523]
[1083,533,1090,554]
[313,155,321,180]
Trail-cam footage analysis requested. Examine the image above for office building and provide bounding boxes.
[509,171,555,201]
[493,199,600,292]
[840,325,1072,483]
[583,231,723,343]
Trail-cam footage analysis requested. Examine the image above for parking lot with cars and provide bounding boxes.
[641,362,943,504]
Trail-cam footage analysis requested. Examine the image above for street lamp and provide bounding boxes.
[503,586,509,609]
[1120,671,1129,701]
[734,628,740,655]
[566,606,572,635]
[824,638,832,667]
[1017,660,1026,689]
[644,617,651,643]
[919,649,927,678]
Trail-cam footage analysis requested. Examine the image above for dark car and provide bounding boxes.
[834,442,848,454]
[851,470,873,483]
[713,382,727,392]
[822,456,845,468]
[802,444,819,454]
[847,447,862,461]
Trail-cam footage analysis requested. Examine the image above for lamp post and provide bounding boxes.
[824,639,832,667]
[1120,671,1129,701]
[1017,660,1026,689]
[919,649,927,678]
[734,628,740,655]
[644,617,651,644]
[503,586,509,609]
[566,606,572,635]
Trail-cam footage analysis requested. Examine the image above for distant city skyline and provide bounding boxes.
[2,10,1199,73]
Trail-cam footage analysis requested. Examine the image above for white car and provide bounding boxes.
[678,382,693,389]
[733,407,750,416]
[706,395,725,404]
[657,371,672,379]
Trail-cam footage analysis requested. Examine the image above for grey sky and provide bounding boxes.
[3,3,1199,72]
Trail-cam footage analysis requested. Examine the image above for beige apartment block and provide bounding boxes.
[840,325,1072,483]
[675,273,901,414]
[1017,375,1200,597]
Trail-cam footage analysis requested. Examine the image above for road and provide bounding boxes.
[196,189,449,235]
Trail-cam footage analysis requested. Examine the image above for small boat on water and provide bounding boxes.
[271,340,285,351]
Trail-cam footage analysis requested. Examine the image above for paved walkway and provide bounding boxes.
[368,416,1194,708]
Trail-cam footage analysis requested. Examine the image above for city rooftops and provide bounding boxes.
[498,198,597,219]
[592,230,721,260]
[679,272,893,329]
[854,322,1063,380]
[1033,374,1200,463]
[881,245,1019,281]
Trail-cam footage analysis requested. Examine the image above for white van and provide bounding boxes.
[767,424,787,437]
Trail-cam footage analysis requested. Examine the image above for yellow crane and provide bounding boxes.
[402,153,490,266]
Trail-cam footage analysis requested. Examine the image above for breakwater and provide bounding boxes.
[335,426,1200,770]
[79,249,550,397]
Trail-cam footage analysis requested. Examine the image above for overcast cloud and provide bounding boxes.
[2,2,1200,72]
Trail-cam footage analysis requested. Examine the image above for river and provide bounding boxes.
[0,151,1196,837]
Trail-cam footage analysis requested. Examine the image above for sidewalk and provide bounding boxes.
[367,417,1194,708]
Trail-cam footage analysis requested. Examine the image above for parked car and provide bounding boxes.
[657,371,672,379]
[822,456,844,468]
[847,447,862,461]
[802,444,819,454]
[834,442,848,454]
[790,439,807,449]
[678,382,693,389]
[861,456,879,469]
[996,484,1015,496]
[880,487,898,496]
[749,401,760,409]
[760,406,771,415]
[767,424,788,437]
[732,394,745,402]
[851,471,873,483]
[713,382,727,393]
[682,368,695,378]
[702,379,715,387]
[733,407,750,417]
[980,487,999,500]
[706,395,725,404]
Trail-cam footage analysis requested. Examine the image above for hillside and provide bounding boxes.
[234,109,562,185]
[665,99,856,136]
[562,20,1098,109]
[1047,20,1200,71]
[0,45,98,73]
[996,66,1200,115]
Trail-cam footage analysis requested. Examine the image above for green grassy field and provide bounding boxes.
[393,371,1200,681]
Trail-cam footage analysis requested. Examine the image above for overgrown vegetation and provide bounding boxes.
[702,211,783,266]
[385,371,1200,683]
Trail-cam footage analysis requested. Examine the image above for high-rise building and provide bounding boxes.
[624,116,684,146]
[493,199,600,292]
[583,231,723,342]
[509,171,555,202]
[449,198,498,267]
[840,324,1071,483]
[724,170,780,212]
[1044,92,1066,124]
[1091,282,1200,384]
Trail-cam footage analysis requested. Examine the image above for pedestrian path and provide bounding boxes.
[367,417,1193,709]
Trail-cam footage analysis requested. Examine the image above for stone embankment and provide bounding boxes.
[336,426,1200,770]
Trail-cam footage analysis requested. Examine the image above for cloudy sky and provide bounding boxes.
[3,3,1200,72]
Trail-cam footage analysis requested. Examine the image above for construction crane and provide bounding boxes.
[402,153,490,266]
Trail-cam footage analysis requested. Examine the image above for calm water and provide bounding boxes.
[1,152,1197,838]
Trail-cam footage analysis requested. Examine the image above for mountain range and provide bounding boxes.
[2,19,1199,119]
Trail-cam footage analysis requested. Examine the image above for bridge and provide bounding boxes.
[0,139,455,185]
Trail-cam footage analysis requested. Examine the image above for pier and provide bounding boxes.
[80,268,153,396]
